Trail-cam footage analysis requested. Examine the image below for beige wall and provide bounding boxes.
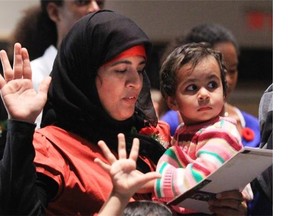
[0,0,39,39]
[0,0,272,48]
[105,0,272,48]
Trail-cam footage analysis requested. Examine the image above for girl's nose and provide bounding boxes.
[198,88,209,102]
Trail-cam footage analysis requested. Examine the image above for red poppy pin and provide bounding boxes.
[241,127,255,141]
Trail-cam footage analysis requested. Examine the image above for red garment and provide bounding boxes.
[33,126,116,215]
[32,122,171,215]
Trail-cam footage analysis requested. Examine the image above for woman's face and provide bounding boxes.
[96,56,146,121]
[213,42,238,98]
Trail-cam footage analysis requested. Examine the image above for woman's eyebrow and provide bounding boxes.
[111,59,146,66]
[111,60,132,66]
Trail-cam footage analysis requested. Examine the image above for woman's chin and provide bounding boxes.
[114,112,135,121]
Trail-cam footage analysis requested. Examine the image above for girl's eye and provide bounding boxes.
[208,81,218,89]
[186,84,198,92]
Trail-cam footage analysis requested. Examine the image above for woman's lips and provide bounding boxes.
[123,96,137,104]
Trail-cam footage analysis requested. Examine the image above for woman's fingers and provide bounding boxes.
[21,47,32,80]
[0,49,13,83]
[216,190,243,201]
[0,43,31,84]
[13,43,24,79]
[0,51,7,89]
[38,77,51,97]
[208,200,247,216]
[208,190,247,215]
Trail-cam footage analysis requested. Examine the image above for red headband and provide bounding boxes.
[104,45,146,66]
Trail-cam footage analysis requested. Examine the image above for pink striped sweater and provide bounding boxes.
[154,116,243,204]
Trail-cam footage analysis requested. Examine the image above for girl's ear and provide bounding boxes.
[166,96,179,111]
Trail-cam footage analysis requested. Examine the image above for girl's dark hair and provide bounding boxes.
[160,42,227,99]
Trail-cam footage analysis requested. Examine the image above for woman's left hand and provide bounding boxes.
[208,190,247,216]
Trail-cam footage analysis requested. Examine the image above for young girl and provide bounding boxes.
[155,42,251,214]
[160,24,260,149]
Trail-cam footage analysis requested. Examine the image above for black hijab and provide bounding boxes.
[41,10,165,172]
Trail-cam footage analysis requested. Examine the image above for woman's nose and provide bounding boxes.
[127,70,142,89]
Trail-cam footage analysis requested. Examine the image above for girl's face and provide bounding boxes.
[96,56,145,121]
[168,56,225,125]
[213,42,238,98]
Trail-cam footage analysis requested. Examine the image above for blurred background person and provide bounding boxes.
[150,88,168,119]
[9,0,105,128]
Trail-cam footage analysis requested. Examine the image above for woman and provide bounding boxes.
[0,10,247,215]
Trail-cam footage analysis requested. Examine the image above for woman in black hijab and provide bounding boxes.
[0,10,169,215]
[40,9,166,173]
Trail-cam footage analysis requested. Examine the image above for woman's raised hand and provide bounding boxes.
[0,43,51,123]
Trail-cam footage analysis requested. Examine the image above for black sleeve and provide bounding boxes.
[249,85,273,216]
[256,111,273,201]
[0,120,57,215]
[0,98,8,160]
[0,129,6,160]
[256,85,273,201]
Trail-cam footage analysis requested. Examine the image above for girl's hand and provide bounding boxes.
[0,43,51,123]
[95,133,161,199]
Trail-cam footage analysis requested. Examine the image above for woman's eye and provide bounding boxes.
[115,69,127,73]
[137,68,145,74]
